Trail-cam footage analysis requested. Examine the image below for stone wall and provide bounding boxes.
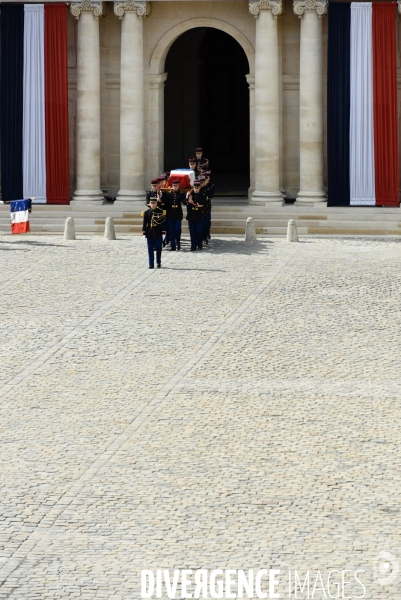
[65,1,401,200]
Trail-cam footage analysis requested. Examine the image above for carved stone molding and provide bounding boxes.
[70,1,105,20]
[246,73,255,89]
[148,73,168,89]
[114,0,151,19]
[249,0,283,18]
[293,0,328,18]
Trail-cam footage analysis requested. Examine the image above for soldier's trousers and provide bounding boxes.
[188,221,203,250]
[168,219,182,249]
[203,212,211,240]
[147,237,162,267]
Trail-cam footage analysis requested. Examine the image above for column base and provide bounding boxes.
[295,191,327,206]
[250,190,284,206]
[115,190,146,203]
[73,189,105,205]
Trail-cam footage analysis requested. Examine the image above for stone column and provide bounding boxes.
[293,0,327,204]
[249,0,283,204]
[114,0,150,203]
[148,73,167,182]
[246,73,255,199]
[70,1,105,204]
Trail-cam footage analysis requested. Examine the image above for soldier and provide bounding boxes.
[195,148,210,175]
[199,176,211,245]
[142,197,167,269]
[157,176,169,245]
[203,172,214,199]
[186,180,205,251]
[188,158,197,177]
[203,171,214,241]
[164,179,185,251]
[146,179,160,205]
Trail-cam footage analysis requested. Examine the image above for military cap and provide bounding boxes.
[199,175,205,181]
[172,180,180,185]
[195,148,202,152]
[149,196,158,202]
[151,179,159,185]
[203,172,210,177]
[189,158,196,163]
[193,180,201,186]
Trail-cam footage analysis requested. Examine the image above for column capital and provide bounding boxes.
[249,0,284,18]
[70,1,105,20]
[246,73,255,89]
[293,0,328,18]
[114,0,151,19]
[149,73,168,89]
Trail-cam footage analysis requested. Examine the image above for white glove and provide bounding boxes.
[162,234,166,241]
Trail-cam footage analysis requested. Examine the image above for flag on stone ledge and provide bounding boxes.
[10,200,30,234]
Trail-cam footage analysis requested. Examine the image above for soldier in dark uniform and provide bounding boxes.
[164,180,185,251]
[203,171,214,240]
[186,180,205,251]
[142,197,166,268]
[146,179,160,205]
[199,176,211,245]
[157,176,169,246]
[195,148,210,175]
[188,158,197,177]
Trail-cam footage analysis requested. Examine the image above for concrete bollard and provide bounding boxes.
[64,217,76,241]
[104,217,116,240]
[245,217,257,243]
[287,219,298,242]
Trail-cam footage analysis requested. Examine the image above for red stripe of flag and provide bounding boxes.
[373,3,398,206]
[44,4,69,204]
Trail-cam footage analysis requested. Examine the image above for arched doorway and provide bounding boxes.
[164,28,250,194]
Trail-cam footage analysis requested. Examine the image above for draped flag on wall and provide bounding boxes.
[327,2,399,207]
[0,4,69,204]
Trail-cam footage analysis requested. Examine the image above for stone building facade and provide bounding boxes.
[62,0,399,205]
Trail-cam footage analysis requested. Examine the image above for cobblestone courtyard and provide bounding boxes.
[1,234,401,599]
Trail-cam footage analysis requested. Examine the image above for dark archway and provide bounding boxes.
[164,27,250,194]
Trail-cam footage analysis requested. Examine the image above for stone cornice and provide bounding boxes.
[293,0,327,18]
[70,1,105,20]
[114,0,151,18]
[249,0,283,18]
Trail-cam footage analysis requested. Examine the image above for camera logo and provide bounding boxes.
[373,551,399,585]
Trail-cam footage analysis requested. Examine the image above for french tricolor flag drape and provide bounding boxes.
[0,4,69,204]
[328,2,399,207]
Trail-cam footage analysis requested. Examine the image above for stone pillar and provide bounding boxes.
[148,73,167,181]
[114,0,151,203]
[70,1,105,204]
[293,0,327,204]
[246,73,255,199]
[249,0,283,205]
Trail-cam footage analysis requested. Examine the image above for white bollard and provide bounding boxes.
[104,217,116,240]
[245,216,257,243]
[64,217,76,240]
[287,219,298,242]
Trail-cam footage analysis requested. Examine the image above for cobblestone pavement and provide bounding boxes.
[0,234,401,599]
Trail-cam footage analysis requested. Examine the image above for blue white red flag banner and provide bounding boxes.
[327,2,399,207]
[10,200,31,234]
[0,4,69,205]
